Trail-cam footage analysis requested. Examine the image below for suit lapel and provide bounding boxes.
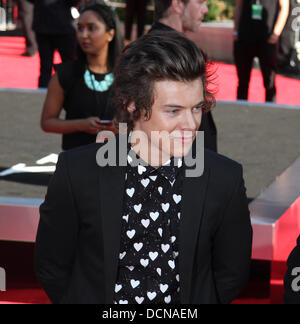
[99,164,126,304]
[179,167,210,303]
[98,134,210,304]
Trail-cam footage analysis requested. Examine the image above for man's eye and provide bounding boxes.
[169,110,179,115]
[193,104,205,112]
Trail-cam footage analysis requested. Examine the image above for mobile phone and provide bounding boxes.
[100,120,112,125]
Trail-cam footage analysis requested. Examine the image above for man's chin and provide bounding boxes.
[171,142,194,158]
[194,22,203,33]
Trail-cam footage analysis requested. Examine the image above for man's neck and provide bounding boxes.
[158,16,183,33]
[129,132,172,168]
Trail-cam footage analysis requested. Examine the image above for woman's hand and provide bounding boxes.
[79,117,103,134]
[41,74,115,137]
[268,33,280,44]
[79,117,119,135]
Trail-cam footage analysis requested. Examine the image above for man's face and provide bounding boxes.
[131,79,204,165]
[182,0,208,33]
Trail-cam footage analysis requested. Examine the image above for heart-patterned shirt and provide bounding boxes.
[113,149,183,304]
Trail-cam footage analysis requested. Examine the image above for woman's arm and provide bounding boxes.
[40,74,103,135]
[269,0,290,44]
[233,0,243,40]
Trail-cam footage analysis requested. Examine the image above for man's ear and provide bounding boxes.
[127,102,136,113]
[172,0,185,15]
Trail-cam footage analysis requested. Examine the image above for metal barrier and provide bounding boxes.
[250,156,300,303]
[0,197,43,242]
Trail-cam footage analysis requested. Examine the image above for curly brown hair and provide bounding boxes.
[113,30,216,131]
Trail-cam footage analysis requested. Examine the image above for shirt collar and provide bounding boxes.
[149,22,176,34]
[127,142,183,183]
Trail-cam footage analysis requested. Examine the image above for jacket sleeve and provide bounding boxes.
[212,165,253,304]
[284,236,300,304]
[35,152,79,304]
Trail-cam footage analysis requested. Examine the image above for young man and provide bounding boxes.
[150,0,217,153]
[152,0,208,33]
[35,30,252,304]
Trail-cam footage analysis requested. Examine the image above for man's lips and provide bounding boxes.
[172,136,194,144]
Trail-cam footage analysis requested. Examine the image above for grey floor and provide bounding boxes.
[214,101,300,198]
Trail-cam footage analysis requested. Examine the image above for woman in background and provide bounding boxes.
[124,0,149,45]
[41,3,122,151]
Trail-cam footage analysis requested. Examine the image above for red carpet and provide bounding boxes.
[0,37,61,89]
[0,284,272,304]
[214,61,300,105]
[0,284,273,304]
[1,36,300,106]
[0,289,51,304]
[0,240,278,304]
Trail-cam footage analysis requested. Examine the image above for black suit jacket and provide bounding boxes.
[284,235,300,304]
[35,139,252,304]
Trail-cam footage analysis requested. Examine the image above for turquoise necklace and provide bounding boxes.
[84,68,114,92]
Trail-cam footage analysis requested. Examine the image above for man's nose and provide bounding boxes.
[203,3,209,15]
[181,111,197,130]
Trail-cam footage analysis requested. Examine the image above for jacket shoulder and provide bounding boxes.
[59,143,103,173]
[205,149,243,176]
[203,149,244,200]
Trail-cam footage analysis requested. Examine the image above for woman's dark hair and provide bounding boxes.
[76,4,123,72]
[113,30,216,130]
